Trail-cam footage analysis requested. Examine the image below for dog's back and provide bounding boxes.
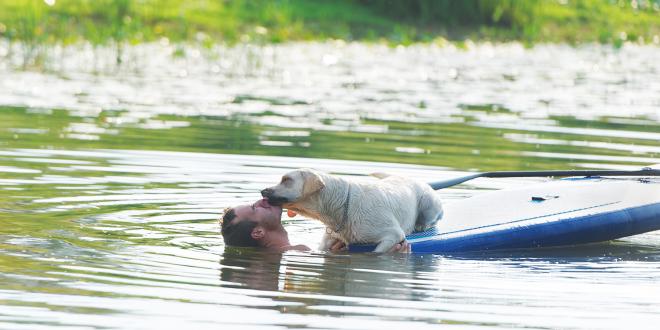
[372,175,443,234]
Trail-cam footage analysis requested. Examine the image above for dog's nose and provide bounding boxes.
[261,188,273,198]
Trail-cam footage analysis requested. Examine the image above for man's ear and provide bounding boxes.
[251,226,265,240]
[302,170,325,197]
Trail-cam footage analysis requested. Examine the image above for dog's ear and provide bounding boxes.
[301,169,325,197]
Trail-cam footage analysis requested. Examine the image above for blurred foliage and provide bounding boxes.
[356,0,538,28]
[0,0,659,46]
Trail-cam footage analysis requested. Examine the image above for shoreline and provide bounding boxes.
[3,38,660,72]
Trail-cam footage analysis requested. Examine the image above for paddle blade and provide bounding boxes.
[429,173,483,190]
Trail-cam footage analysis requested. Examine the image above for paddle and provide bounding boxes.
[429,167,660,190]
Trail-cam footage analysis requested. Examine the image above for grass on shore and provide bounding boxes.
[0,0,659,47]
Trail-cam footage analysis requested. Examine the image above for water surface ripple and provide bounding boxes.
[0,149,658,329]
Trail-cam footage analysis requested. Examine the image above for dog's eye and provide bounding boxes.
[281,177,290,183]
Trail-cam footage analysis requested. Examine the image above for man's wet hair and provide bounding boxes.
[221,208,260,247]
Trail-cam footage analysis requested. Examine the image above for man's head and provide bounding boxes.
[221,199,284,247]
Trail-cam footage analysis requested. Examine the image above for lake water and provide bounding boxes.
[0,41,659,329]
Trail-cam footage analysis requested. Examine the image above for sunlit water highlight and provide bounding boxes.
[0,41,659,329]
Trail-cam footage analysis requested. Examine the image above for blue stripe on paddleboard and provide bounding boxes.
[406,227,439,239]
[412,201,620,243]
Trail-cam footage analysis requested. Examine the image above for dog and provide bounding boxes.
[261,168,443,253]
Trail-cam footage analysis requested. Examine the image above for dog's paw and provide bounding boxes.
[387,240,411,253]
[329,239,348,252]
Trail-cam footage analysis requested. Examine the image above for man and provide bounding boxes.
[221,198,410,253]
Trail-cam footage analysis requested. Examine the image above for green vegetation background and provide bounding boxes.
[1,0,659,47]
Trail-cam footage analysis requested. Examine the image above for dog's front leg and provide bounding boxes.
[318,231,337,251]
[373,227,406,253]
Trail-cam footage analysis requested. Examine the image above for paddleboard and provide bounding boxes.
[349,177,660,253]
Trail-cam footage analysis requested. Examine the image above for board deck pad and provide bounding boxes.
[349,177,660,253]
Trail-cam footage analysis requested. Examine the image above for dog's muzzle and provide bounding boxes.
[260,188,288,206]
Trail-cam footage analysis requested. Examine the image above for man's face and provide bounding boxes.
[232,198,283,230]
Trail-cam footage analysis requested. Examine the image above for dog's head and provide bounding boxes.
[261,168,325,207]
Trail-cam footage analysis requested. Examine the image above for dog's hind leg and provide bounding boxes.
[318,231,336,251]
[415,194,443,232]
[372,226,406,253]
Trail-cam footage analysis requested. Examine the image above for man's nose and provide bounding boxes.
[261,188,273,197]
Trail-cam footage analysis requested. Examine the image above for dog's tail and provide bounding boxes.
[370,172,391,179]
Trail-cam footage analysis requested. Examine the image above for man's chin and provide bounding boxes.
[266,209,285,230]
[265,203,283,219]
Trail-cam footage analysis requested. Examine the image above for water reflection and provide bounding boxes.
[220,248,285,291]
[220,243,660,328]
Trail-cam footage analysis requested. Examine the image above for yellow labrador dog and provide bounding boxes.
[261,168,443,253]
